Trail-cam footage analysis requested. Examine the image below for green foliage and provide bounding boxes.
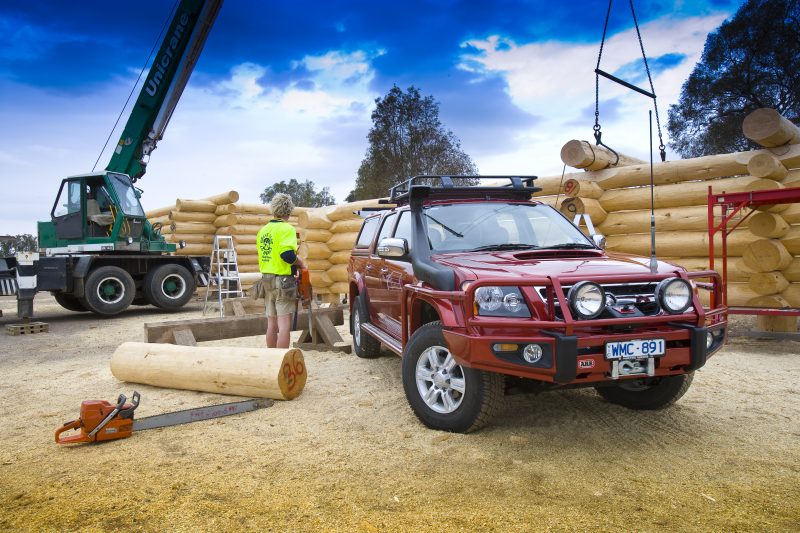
[349,85,478,200]
[0,234,38,255]
[667,0,800,157]
[259,179,336,208]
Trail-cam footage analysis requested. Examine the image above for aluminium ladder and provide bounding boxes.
[203,235,244,316]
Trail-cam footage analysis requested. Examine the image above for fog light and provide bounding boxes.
[523,344,543,364]
[493,343,519,352]
[706,332,714,349]
[126,236,134,245]
[179,240,187,249]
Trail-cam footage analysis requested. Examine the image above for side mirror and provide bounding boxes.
[592,234,606,249]
[377,237,408,258]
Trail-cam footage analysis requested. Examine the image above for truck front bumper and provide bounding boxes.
[442,322,726,385]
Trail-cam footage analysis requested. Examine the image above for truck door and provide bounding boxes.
[51,179,84,240]
[383,210,415,327]
[367,212,397,329]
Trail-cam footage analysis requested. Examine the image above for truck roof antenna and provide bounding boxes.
[594,0,666,163]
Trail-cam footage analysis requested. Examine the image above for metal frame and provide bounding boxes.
[707,185,800,316]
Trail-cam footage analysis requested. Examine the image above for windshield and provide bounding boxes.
[423,202,594,253]
[108,173,145,217]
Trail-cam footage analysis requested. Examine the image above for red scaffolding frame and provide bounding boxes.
[708,185,800,316]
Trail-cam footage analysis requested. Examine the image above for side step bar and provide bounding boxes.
[360,322,403,355]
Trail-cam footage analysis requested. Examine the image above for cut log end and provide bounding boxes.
[742,108,800,148]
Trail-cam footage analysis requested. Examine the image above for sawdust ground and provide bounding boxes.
[0,294,798,532]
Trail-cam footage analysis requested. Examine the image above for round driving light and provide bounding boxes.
[126,236,134,245]
[178,240,187,249]
[706,332,714,349]
[656,278,692,314]
[503,291,523,313]
[475,286,504,312]
[567,281,606,319]
[523,344,543,363]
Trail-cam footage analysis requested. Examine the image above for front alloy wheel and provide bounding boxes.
[414,346,466,414]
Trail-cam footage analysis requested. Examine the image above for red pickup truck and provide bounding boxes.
[348,176,727,432]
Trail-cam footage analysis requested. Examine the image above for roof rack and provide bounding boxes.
[389,175,540,206]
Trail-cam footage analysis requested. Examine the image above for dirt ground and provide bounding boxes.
[0,294,798,532]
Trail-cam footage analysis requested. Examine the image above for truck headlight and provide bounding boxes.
[474,286,531,317]
[567,281,605,319]
[656,278,692,314]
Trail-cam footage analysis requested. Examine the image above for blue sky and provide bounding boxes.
[0,0,743,235]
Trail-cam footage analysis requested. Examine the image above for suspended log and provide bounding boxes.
[559,197,608,224]
[329,251,352,265]
[300,229,332,242]
[216,224,263,235]
[203,191,240,205]
[214,214,272,228]
[176,199,217,213]
[298,209,333,230]
[749,271,790,295]
[299,242,332,260]
[599,176,774,212]
[747,153,788,180]
[170,211,217,223]
[742,108,800,148]
[598,205,709,235]
[563,178,604,199]
[169,222,217,234]
[781,284,800,307]
[215,203,271,216]
[783,259,800,282]
[748,212,790,238]
[305,259,332,271]
[326,199,391,222]
[170,233,215,244]
[111,342,305,400]
[330,218,365,233]
[327,264,349,283]
[328,232,358,252]
[742,239,793,272]
[146,205,174,219]
[606,230,756,257]
[560,139,645,171]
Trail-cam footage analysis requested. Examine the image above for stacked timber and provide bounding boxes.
[554,108,800,330]
[215,203,273,275]
[162,191,240,257]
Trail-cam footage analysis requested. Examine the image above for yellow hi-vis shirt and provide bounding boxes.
[257,220,297,275]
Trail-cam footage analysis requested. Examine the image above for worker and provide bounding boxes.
[257,193,304,348]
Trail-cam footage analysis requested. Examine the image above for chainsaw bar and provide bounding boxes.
[133,398,273,431]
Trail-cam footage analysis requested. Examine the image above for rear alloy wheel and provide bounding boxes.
[594,372,694,410]
[144,264,195,310]
[53,292,87,312]
[81,266,135,316]
[351,293,381,358]
[402,321,502,433]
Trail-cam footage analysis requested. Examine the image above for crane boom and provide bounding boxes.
[106,0,223,182]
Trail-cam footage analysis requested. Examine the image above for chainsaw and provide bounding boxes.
[55,391,272,445]
[292,267,314,336]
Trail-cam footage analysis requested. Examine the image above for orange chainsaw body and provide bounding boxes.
[55,398,135,444]
[298,268,312,302]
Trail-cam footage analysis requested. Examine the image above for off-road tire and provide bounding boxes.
[53,292,87,312]
[144,264,195,311]
[80,266,136,316]
[595,372,694,410]
[402,321,503,433]
[351,293,381,358]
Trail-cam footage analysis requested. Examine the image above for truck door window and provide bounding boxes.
[54,181,82,218]
[394,211,412,248]
[376,213,397,244]
[355,216,381,249]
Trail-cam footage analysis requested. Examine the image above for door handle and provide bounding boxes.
[380,267,389,274]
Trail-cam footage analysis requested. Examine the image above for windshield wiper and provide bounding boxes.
[470,243,540,252]
[543,243,596,249]
[424,213,463,237]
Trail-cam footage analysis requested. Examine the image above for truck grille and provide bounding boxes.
[537,282,660,319]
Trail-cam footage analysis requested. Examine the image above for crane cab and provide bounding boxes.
[37,171,174,255]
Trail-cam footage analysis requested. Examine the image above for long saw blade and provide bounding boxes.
[132,398,273,431]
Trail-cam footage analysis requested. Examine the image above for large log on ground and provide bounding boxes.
[169,211,217,223]
[169,221,218,234]
[203,191,240,205]
[560,139,645,170]
[111,342,305,400]
[563,178,604,199]
[215,203,271,216]
[606,230,756,257]
[742,108,800,148]
[742,239,793,272]
[747,153,788,180]
[749,212,790,238]
[598,205,708,235]
[748,271,790,295]
[176,199,217,213]
[559,197,607,224]
[599,176,777,212]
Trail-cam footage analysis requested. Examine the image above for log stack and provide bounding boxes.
[553,108,800,331]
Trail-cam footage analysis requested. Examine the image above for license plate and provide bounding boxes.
[605,339,665,360]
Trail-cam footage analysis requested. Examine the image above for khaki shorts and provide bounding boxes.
[261,274,297,317]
